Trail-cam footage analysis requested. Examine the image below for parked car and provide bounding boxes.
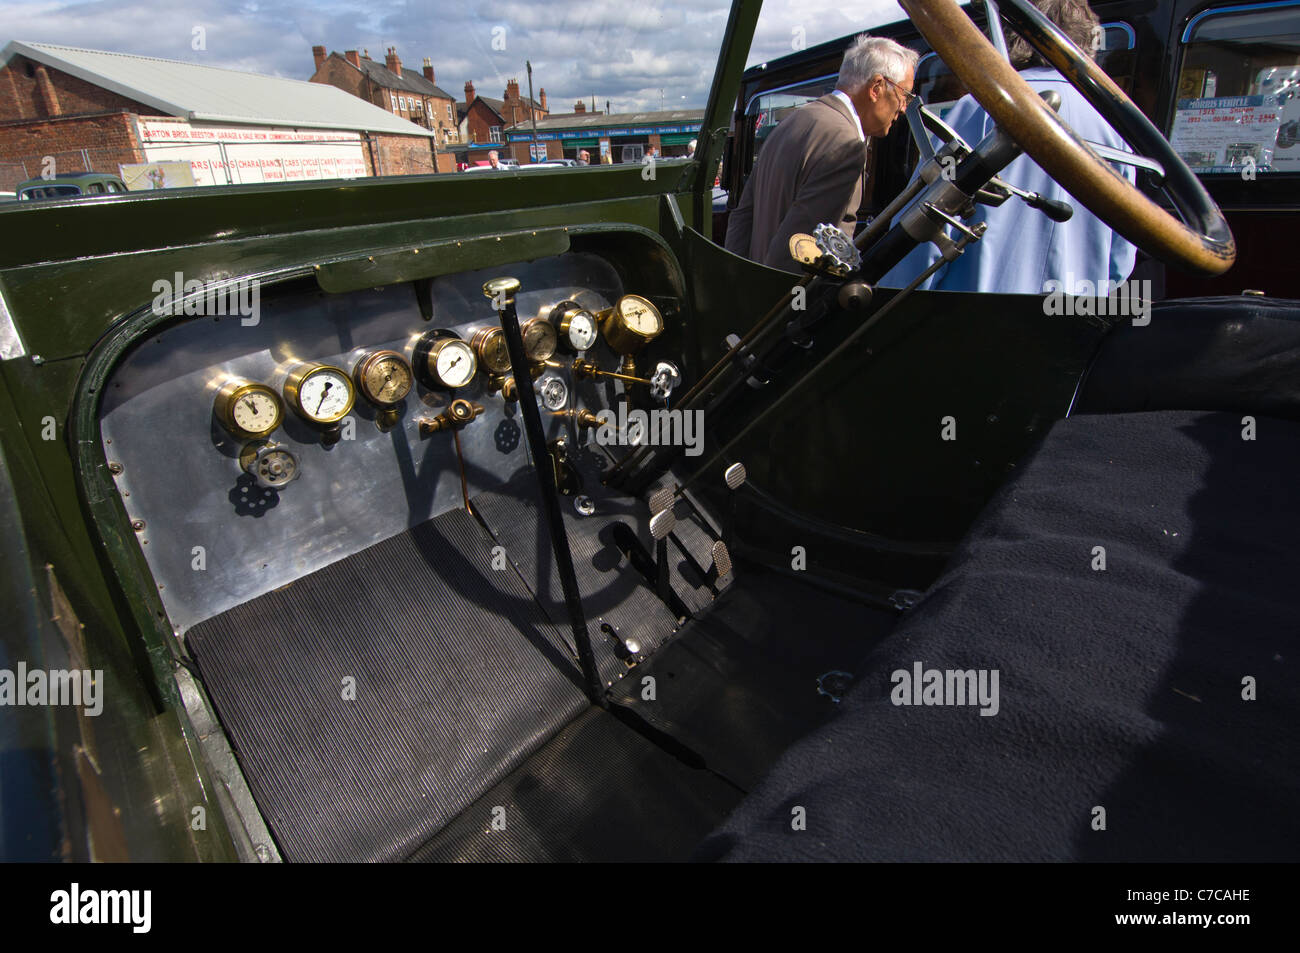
[14,171,128,201]
[0,0,1294,873]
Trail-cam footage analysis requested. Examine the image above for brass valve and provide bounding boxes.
[500,377,519,402]
[573,409,604,430]
[419,399,485,435]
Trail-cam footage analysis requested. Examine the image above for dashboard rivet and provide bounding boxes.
[108,462,123,475]
[131,519,145,532]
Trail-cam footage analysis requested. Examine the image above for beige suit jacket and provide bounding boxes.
[724,94,870,273]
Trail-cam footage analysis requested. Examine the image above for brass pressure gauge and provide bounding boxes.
[472,327,512,376]
[597,294,663,354]
[283,363,356,425]
[425,336,478,389]
[554,306,599,352]
[214,379,283,439]
[521,317,558,363]
[353,350,413,406]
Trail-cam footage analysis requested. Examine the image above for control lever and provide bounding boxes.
[609,521,691,620]
[649,508,676,606]
[485,276,603,705]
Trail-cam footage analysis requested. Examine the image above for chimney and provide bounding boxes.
[505,78,520,102]
[539,87,547,111]
[312,45,326,73]
[464,80,475,104]
[423,57,434,83]
[386,47,402,76]
[345,49,361,69]
[574,100,586,114]
[34,65,61,117]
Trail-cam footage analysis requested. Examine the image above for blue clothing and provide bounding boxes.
[879,68,1137,294]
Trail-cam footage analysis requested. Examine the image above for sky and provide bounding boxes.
[0,0,911,113]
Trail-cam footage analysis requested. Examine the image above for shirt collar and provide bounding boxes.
[830,90,866,142]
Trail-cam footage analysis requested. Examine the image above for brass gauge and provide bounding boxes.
[553,305,599,352]
[597,294,663,354]
[214,379,283,439]
[471,327,512,376]
[425,336,477,389]
[521,317,558,362]
[283,362,356,425]
[353,350,413,406]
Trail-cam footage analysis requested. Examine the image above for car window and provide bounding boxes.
[1169,1,1300,174]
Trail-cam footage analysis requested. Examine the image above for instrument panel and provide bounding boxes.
[98,251,678,633]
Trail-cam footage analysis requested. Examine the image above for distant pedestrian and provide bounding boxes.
[487,150,502,170]
[578,150,591,165]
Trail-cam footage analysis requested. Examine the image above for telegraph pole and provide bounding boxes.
[526,60,541,163]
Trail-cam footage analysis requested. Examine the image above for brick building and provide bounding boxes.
[310,45,457,173]
[504,108,705,165]
[0,41,438,190]
[459,79,549,164]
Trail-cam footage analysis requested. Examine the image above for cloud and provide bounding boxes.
[0,0,921,112]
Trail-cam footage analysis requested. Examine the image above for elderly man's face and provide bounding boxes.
[855,68,915,139]
[488,150,500,166]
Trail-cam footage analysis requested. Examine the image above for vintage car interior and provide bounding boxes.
[1,0,1295,863]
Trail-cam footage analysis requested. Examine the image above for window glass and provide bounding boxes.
[1169,2,1300,173]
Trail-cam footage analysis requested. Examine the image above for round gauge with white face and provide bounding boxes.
[283,363,355,425]
[215,380,283,439]
[557,307,598,352]
[472,327,512,375]
[599,294,664,354]
[353,350,413,406]
[428,338,477,389]
[521,317,558,362]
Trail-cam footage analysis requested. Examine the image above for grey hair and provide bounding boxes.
[837,34,919,93]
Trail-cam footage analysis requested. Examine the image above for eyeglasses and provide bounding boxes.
[881,75,917,111]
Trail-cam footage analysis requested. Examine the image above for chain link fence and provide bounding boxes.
[0,148,131,191]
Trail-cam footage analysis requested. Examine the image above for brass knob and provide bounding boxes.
[574,409,603,430]
[482,277,521,304]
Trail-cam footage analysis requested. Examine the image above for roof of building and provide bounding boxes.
[506,108,705,132]
[1,40,434,136]
[350,53,453,101]
[465,94,545,120]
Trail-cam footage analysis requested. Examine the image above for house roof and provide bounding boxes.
[506,108,704,132]
[1,40,434,136]
[351,54,453,101]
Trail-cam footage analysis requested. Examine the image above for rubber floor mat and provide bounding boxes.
[186,508,589,863]
[409,706,742,862]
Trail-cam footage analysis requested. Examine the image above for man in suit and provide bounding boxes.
[725,34,918,272]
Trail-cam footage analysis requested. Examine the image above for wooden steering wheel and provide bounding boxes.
[899,0,1236,275]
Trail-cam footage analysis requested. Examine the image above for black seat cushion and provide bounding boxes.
[698,411,1300,861]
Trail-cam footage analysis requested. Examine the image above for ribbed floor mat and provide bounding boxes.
[409,707,741,862]
[471,476,684,687]
[186,509,589,863]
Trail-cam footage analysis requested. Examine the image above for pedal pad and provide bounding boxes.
[724,462,747,490]
[649,487,674,515]
[710,539,733,578]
